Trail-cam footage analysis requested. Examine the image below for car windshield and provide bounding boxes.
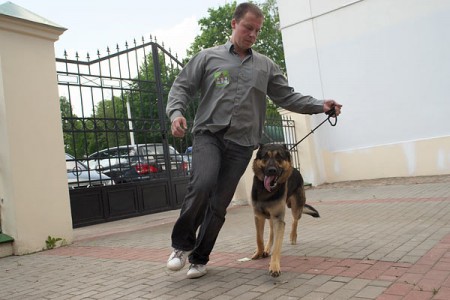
[140,145,178,156]
[66,155,88,172]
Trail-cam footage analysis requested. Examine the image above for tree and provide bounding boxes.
[126,49,186,147]
[60,96,90,158]
[186,2,235,60]
[90,96,130,151]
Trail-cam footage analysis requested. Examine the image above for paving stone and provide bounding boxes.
[355,286,386,298]
[326,288,359,299]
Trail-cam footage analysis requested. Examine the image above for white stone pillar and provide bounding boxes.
[0,3,73,254]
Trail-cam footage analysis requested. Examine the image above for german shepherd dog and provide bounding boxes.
[251,143,320,277]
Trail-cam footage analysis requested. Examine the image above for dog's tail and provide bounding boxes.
[303,204,320,218]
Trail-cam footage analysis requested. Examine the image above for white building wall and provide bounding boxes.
[277,0,450,184]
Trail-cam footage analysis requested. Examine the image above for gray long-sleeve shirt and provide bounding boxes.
[166,41,324,147]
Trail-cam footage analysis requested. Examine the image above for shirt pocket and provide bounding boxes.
[252,69,269,94]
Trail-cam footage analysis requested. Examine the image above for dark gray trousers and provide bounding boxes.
[171,130,254,265]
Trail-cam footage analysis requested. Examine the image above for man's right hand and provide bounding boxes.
[171,117,188,138]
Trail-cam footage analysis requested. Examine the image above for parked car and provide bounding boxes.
[66,153,113,189]
[84,143,189,183]
[184,146,193,170]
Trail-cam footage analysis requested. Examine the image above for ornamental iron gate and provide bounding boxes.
[57,39,195,227]
[57,38,299,228]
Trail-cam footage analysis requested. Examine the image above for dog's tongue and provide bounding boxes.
[264,176,275,192]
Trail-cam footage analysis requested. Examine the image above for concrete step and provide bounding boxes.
[0,233,14,258]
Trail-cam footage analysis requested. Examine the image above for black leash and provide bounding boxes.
[289,107,337,151]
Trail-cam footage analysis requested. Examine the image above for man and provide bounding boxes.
[166,2,342,279]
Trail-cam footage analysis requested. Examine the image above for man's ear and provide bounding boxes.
[231,18,237,30]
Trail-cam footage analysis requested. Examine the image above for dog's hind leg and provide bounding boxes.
[269,216,285,277]
[290,218,300,245]
[252,214,269,259]
[289,187,306,245]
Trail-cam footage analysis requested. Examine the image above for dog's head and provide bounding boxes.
[252,143,293,192]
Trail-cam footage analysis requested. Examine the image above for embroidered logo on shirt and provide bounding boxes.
[214,70,230,87]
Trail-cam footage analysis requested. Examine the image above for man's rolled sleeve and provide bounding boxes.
[169,109,183,122]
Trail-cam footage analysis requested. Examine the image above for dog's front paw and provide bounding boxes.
[269,263,281,277]
[252,251,269,259]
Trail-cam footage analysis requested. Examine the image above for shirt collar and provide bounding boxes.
[226,40,253,56]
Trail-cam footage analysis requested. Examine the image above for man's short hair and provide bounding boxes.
[233,2,264,21]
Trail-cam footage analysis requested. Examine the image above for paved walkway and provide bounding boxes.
[2,176,450,299]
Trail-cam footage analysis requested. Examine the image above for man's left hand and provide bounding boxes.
[323,100,342,116]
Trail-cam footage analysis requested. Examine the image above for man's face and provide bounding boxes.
[231,12,264,51]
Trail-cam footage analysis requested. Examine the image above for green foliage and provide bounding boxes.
[186,2,236,60]
[45,236,62,250]
[60,96,90,158]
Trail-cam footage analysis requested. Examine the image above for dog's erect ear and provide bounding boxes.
[281,144,291,161]
[255,143,265,159]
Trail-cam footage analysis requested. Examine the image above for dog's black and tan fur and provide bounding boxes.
[251,143,319,277]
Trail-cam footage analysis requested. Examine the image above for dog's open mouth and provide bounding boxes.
[264,175,278,192]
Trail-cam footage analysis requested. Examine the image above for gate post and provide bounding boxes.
[0,3,73,254]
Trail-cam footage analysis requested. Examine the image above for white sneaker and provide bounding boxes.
[167,249,191,271]
[186,264,207,279]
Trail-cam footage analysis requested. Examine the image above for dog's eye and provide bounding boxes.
[275,152,289,162]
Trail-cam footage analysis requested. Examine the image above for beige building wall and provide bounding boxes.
[322,136,450,183]
[0,4,73,254]
[276,0,450,185]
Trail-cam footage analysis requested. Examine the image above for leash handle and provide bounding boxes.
[289,107,338,151]
[326,107,337,127]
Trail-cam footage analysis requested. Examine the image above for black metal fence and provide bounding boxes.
[57,39,194,164]
[262,113,301,170]
[57,38,196,227]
